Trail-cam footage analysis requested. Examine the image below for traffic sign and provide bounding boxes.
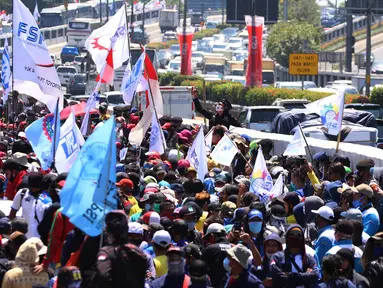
[289,54,318,76]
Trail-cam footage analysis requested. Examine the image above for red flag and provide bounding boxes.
[96,48,114,85]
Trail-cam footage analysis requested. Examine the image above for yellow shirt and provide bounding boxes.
[287,214,297,224]
[126,195,141,216]
[196,211,208,232]
[153,255,168,278]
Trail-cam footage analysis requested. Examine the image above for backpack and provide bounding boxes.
[363,256,383,288]
[97,243,148,288]
[37,203,61,245]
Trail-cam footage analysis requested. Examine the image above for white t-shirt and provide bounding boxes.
[11,189,35,227]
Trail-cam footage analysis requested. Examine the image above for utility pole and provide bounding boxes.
[284,0,288,21]
[366,0,372,96]
[99,0,102,23]
[345,5,353,72]
[183,0,187,35]
[106,0,109,21]
[131,0,134,34]
[143,1,146,43]
[178,0,181,26]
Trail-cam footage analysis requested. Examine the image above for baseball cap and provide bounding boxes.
[186,166,197,174]
[356,184,374,199]
[142,211,161,225]
[234,175,251,188]
[167,246,185,257]
[177,159,190,169]
[215,173,228,184]
[144,176,157,184]
[221,201,236,216]
[247,209,263,220]
[227,244,252,269]
[116,179,134,191]
[311,206,334,221]
[153,230,172,248]
[128,222,144,235]
[205,223,225,235]
[340,208,363,221]
[356,159,375,171]
[179,205,197,217]
[140,192,153,202]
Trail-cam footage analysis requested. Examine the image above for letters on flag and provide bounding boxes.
[60,117,117,237]
[210,134,238,166]
[55,110,85,173]
[283,128,307,156]
[121,52,145,104]
[250,146,273,203]
[186,126,208,180]
[85,6,129,74]
[305,92,345,136]
[149,111,166,154]
[13,0,63,112]
[1,38,12,103]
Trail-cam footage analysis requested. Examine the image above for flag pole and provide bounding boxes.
[50,97,60,170]
[11,0,15,127]
[298,122,314,164]
[225,132,251,169]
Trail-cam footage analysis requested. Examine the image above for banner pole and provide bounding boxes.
[50,98,60,171]
[298,122,314,164]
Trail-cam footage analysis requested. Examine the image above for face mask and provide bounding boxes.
[186,221,196,231]
[352,197,364,208]
[223,257,231,272]
[266,252,275,259]
[168,259,185,275]
[153,203,161,213]
[215,104,224,112]
[144,203,151,212]
[248,222,262,234]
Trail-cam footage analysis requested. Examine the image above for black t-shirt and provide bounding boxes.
[202,238,232,288]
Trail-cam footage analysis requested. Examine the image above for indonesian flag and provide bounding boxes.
[128,53,163,146]
[96,48,114,85]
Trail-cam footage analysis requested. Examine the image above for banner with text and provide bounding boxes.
[245,15,264,87]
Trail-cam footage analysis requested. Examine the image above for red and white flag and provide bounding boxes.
[128,54,164,146]
[96,48,114,85]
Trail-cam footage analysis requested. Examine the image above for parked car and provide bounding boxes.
[345,103,383,119]
[212,34,225,43]
[73,55,87,72]
[69,95,108,105]
[191,52,204,69]
[271,99,311,110]
[131,31,150,45]
[227,37,243,50]
[102,91,125,107]
[56,65,78,87]
[238,106,286,132]
[157,49,174,69]
[206,21,218,28]
[371,61,383,74]
[166,58,181,73]
[192,41,198,51]
[162,31,177,42]
[170,44,181,57]
[221,27,239,40]
[67,73,87,95]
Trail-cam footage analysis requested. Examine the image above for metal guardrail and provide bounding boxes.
[322,15,380,44]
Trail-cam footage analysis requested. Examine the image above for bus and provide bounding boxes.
[40,4,78,27]
[76,0,109,19]
[67,19,102,48]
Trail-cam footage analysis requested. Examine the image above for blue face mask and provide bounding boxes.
[352,197,364,208]
[223,257,231,273]
[249,222,262,234]
[289,183,296,192]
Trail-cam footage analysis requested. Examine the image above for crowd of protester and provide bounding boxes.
[0,100,383,288]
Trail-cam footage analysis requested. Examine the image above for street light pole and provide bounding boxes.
[365,0,372,96]
[143,1,146,44]
[284,0,288,21]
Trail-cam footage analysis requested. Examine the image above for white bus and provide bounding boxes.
[40,4,78,27]
[67,19,102,48]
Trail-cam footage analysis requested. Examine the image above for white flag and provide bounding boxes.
[268,174,285,201]
[186,126,208,180]
[121,51,145,104]
[55,110,85,173]
[85,6,129,74]
[1,38,12,103]
[33,2,40,22]
[129,108,153,146]
[283,128,307,156]
[250,146,273,203]
[210,134,238,166]
[80,80,101,135]
[13,0,63,112]
[204,128,213,152]
[149,111,166,154]
[119,147,128,160]
[305,92,345,136]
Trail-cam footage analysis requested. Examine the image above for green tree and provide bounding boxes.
[279,0,320,25]
[266,21,321,67]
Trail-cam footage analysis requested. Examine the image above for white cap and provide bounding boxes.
[168,149,184,162]
[206,223,225,235]
[18,131,26,138]
[153,230,172,248]
[311,206,334,221]
[128,222,144,235]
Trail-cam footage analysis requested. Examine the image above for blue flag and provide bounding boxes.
[120,51,145,104]
[25,114,57,170]
[60,116,117,236]
[1,38,12,103]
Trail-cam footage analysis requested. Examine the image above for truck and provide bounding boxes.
[159,9,178,33]
[262,59,275,86]
[228,61,244,76]
[139,86,195,119]
[60,46,79,64]
[203,56,228,76]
